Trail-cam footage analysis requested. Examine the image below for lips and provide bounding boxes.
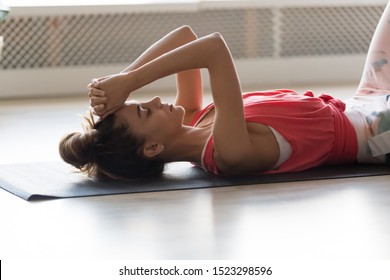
[161,103,174,112]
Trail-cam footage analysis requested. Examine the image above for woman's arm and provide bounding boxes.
[89,25,202,121]
[109,33,270,173]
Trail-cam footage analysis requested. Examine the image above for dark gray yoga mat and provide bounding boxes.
[0,161,389,201]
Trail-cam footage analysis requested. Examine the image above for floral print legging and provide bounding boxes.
[346,2,390,164]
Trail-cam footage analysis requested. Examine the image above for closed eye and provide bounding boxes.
[137,104,151,118]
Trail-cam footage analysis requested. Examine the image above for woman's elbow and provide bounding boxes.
[178,25,197,41]
[210,32,223,39]
[205,32,230,58]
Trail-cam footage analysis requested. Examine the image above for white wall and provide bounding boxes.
[0,0,386,98]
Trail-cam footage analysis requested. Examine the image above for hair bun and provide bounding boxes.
[59,130,96,170]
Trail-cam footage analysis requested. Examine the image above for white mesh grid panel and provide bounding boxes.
[0,8,273,70]
[280,5,384,57]
[0,4,384,70]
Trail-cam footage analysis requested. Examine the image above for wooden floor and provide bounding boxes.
[1,84,390,259]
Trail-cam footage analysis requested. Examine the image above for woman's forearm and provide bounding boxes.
[121,25,198,73]
[127,33,227,93]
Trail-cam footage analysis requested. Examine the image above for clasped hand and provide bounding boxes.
[88,72,131,119]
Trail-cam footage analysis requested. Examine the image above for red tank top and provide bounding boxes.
[190,89,358,174]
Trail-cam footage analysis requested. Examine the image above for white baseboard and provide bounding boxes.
[0,54,365,99]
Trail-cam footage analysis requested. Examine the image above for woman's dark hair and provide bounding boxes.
[59,112,165,180]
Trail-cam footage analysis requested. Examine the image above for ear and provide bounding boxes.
[143,142,164,158]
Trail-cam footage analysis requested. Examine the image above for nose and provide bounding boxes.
[141,96,161,108]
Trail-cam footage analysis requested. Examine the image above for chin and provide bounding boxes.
[177,106,186,123]
[174,105,184,115]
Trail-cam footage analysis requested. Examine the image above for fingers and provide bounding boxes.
[88,87,105,98]
[88,75,110,89]
[87,79,102,93]
[91,102,119,119]
[91,106,117,120]
[88,85,107,117]
[90,104,107,118]
[102,108,117,119]
[89,96,107,107]
[88,79,100,89]
[87,76,111,118]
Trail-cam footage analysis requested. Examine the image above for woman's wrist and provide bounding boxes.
[122,70,138,95]
[125,67,151,95]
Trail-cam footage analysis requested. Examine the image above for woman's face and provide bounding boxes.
[114,96,185,144]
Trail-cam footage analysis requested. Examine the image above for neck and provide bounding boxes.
[161,125,211,164]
